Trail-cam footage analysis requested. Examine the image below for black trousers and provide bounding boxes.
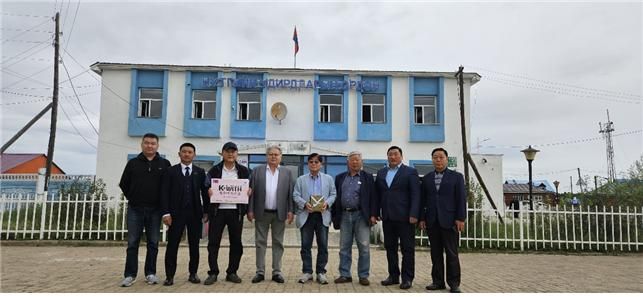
[382,220,416,283]
[427,224,461,288]
[164,210,202,278]
[207,208,243,276]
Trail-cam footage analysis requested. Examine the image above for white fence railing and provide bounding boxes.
[1,193,641,252]
[415,204,642,252]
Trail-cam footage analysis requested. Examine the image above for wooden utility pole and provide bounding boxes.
[456,66,470,190]
[44,12,59,191]
[1,103,53,153]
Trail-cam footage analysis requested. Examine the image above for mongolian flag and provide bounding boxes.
[293,27,299,55]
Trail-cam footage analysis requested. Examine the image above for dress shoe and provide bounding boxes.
[426,283,447,290]
[450,286,462,293]
[203,274,217,285]
[359,278,370,286]
[163,278,174,286]
[188,274,201,284]
[400,281,412,290]
[251,274,265,283]
[226,273,242,283]
[272,274,285,283]
[380,276,400,286]
[334,276,352,284]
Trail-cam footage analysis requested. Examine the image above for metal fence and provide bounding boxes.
[1,193,641,252]
[416,204,642,252]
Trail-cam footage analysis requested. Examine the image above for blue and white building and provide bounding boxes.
[91,62,504,212]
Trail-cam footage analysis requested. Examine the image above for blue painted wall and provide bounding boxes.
[357,76,391,141]
[230,72,266,139]
[408,77,445,142]
[183,71,222,138]
[128,69,169,136]
[314,74,348,141]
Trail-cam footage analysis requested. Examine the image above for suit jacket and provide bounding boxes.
[248,165,294,221]
[205,161,251,217]
[293,172,337,228]
[331,170,376,228]
[160,163,209,219]
[420,168,467,229]
[374,164,421,222]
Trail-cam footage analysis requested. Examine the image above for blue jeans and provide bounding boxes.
[300,212,329,274]
[338,210,370,278]
[124,205,161,278]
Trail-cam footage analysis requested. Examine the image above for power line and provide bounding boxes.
[63,1,80,52]
[1,65,53,90]
[466,65,642,100]
[57,100,97,150]
[0,28,53,33]
[1,89,97,99]
[483,75,641,105]
[1,40,51,66]
[1,12,51,18]
[61,59,99,135]
[3,17,51,41]
[0,98,51,106]
[479,129,642,149]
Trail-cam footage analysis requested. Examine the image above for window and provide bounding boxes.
[362,94,385,123]
[320,94,342,123]
[237,91,261,121]
[138,88,162,118]
[414,95,437,124]
[192,90,216,119]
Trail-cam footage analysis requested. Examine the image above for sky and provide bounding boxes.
[1,0,641,193]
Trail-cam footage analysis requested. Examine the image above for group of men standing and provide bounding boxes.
[118,133,466,293]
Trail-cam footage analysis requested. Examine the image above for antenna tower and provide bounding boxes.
[598,109,615,182]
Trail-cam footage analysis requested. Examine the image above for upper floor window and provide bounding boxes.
[414,95,437,124]
[192,90,216,119]
[138,88,162,118]
[237,91,261,121]
[320,94,342,123]
[362,94,385,123]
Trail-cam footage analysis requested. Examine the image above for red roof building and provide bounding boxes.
[0,153,65,174]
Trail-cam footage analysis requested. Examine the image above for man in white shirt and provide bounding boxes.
[247,145,294,284]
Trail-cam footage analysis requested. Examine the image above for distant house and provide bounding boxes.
[0,154,65,174]
[503,180,556,208]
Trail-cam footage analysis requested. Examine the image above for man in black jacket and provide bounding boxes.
[331,151,376,286]
[203,142,251,285]
[160,143,209,286]
[419,148,466,293]
[119,133,171,287]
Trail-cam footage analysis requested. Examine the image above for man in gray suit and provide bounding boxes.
[293,153,336,285]
[247,145,294,284]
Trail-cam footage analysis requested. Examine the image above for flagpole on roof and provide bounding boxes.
[293,26,299,68]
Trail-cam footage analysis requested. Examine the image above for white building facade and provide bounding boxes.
[91,63,503,212]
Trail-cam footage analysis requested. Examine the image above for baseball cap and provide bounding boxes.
[222,142,238,152]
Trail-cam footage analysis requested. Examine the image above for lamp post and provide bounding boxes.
[521,145,540,211]
[553,180,560,206]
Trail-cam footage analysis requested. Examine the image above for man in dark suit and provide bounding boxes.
[332,151,377,286]
[203,142,250,285]
[160,143,209,286]
[419,148,466,293]
[374,146,420,290]
[247,145,294,284]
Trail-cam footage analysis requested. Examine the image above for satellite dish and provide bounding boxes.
[270,102,288,124]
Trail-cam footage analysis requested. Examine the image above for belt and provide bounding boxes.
[264,209,277,213]
[344,207,360,212]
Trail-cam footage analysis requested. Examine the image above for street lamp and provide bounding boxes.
[521,145,540,211]
[553,180,560,205]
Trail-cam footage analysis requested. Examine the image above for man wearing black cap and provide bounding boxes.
[203,142,251,285]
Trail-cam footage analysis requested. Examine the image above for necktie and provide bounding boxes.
[185,167,190,177]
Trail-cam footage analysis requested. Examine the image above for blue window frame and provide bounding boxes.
[408,77,445,142]
[128,69,169,136]
[357,76,391,141]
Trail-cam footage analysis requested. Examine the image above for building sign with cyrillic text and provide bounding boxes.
[202,77,380,92]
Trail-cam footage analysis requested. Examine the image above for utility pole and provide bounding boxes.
[456,66,470,190]
[1,103,53,153]
[599,109,616,183]
[577,168,584,193]
[570,176,574,196]
[44,12,59,191]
